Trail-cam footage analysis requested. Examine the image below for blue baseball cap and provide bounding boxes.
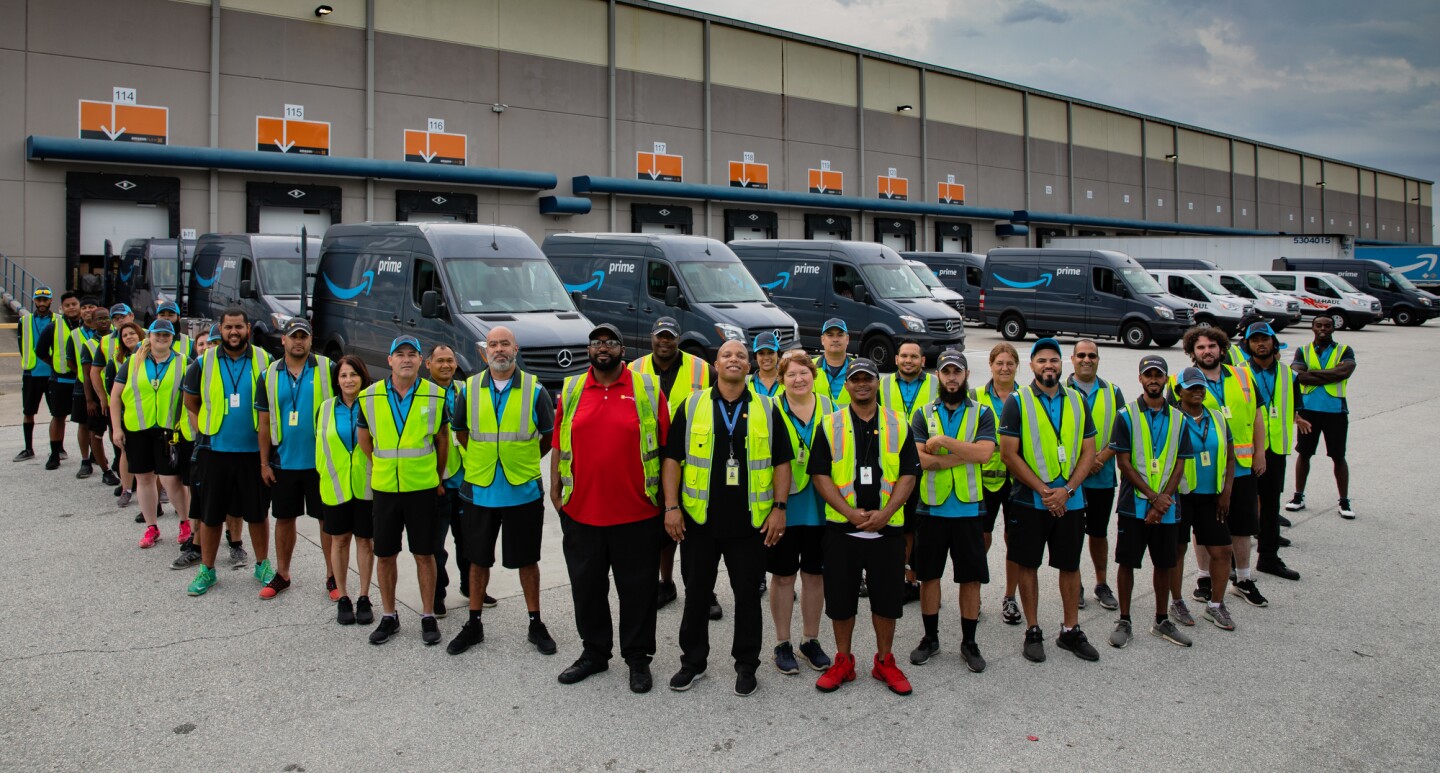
[33,287,52,299]
[1245,321,1288,349]
[207,324,221,343]
[389,335,421,355]
[1030,337,1062,358]
[156,299,181,315]
[752,331,780,352]
[822,318,847,334]
[147,319,175,336]
[109,303,132,318]
[1176,367,1207,390]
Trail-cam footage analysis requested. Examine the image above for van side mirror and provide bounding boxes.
[421,290,442,319]
[853,284,870,304]
[664,285,681,307]
[570,291,586,312]
[239,280,257,299]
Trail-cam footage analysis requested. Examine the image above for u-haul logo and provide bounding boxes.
[376,259,404,275]
[608,262,635,274]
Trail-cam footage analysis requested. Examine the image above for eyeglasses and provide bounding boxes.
[587,340,622,351]
[1074,353,1099,360]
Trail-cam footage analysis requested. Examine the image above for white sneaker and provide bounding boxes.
[1338,498,1355,519]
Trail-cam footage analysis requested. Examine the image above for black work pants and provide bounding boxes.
[433,489,467,602]
[678,517,766,675]
[1256,450,1287,560]
[561,511,663,666]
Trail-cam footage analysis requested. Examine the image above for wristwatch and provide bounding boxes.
[775,502,787,511]
[1063,486,1075,496]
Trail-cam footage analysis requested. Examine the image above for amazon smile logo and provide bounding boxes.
[993,272,1053,289]
[563,270,606,293]
[323,271,376,299]
[194,263,223,288]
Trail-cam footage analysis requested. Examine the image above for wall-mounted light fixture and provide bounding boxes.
[314,5,333,17]
[896,105,914,112]
[1164,154,1178,162]
[1316,181,1327,188]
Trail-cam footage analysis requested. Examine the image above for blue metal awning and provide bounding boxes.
[572,175,1015,220]
[1012,209,1273,237]
[27,136,557,190]
[539,196,592,215]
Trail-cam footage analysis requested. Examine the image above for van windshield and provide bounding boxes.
[1240,273,1280,293]
[1188,273,1228,295]
[1120,267,1164,295]
[444,258,575,312]
[258,258,315,296]
[1388,271,1418,290]
[907,263,944,289]
[675,261,767,303]
[1328,275,1359,293]
[860,264,930,299]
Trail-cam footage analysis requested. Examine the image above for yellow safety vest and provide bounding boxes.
[1298,343,1350,399]
[121,351,189,432]
[918,400,984,507]
[316,396,373,505]
[972,383,1012,492]
[1125,400,1184,494]
[1069,377,1121,475]
[821,406,907,527]
[778,393,833,495]
[1180,407,1230,495]
[361,378,446,494]
[438,382,464,482]
[19,313,50,371]
[679,389,776,527]
[1174,365,1258,469]
[67,327,96,379]
[812,355,854,407]
[463,370,542,488]
[48,316,75,375]
[262,355,334,443]
[1014,385,1086,483]
[557,370,662,506]
[631,352,709,419]
[196,346,272,436]
[881,372,938,424]
[1250,360,1296,455]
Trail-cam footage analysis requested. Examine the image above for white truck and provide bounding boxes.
[1043,234,1351,271]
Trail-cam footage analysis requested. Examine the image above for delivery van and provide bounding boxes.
[188,233,320,354]
[1251,270,1381,331]
[905,260,966,317]
[1272,257,1437,326]
[122,238,196,323]
[1204,270,1301,330]
[904,251,985,322]
[1148,270,1253,334]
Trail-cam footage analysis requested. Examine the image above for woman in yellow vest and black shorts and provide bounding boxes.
[320,355,377,626]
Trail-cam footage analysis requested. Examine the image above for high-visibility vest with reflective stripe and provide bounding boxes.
[558,370,662,506]
[811,355,854,406]
[19,313,49,371]
[1298,343,1350,399]
[747,374,784,400]
[68,328,96,377]
[1180,407,1230,495]
[262,355,334,443]
[171,368,195,442]
[680,389,776,527]
[361,378,445,493]
[316,397,372,506]
[1014,385,1086,483]
[1069,376,1121,475]
[1126,400,1184,494]
[821,407,907,527]
[439,383,464,482]
[881,372,938,424]
[100,332,123,369]
[1227,347,1248,368]
[463,370,541,488]
[196,347,272,436]
[972,383,1011,492]
[121,351,188,432]
[1250,361,1296,455]
[631,352,709,419]
[1175,365,1258,469]
[919,401,984,507]
[778,394,833,495]
[48,316,75,375]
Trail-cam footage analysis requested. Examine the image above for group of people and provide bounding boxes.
[15,288,1358,696]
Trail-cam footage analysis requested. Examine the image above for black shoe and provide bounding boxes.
[735,670,758,697]
[421,616,441,645]
[1277,535,1292,548]
[1191,576,1211,603]
[44,454,59,470]
[482,594,498,609]
[1257,558,1300,581]
[447,620,484,655]
[336,597,356,625]
[903,581,921,605]
[708,594,723,621]
[12,449,34,462]
[433,600,447,619]
[1023,626,1046,663]
[629,662,653,693]
[909,635,939,665]
[656,580,678,609]
[458,584,470,598]
[558,657,608,685]
[368,615,400,645]
[1231,579,1269,607]
[355,596,375,625]
[134,511,145,524]
[101,469,120,486]
[759,577,767,595]
[113,484,124,496]
[1056,626,1100,661]
[75,461,93,479]
[669,666,705,691]
[528,620,557,655]
[961,642,987,673]
[1278,514,1293,528]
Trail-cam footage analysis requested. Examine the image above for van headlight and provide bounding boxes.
[1422,298,1432,306]
[713,323,744,341]
[900,315,926,333]
[1153,306,1175,320]
[1218,301,1239,312]
[270,312,293,331]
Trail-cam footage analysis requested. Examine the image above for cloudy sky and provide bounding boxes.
[663,0,1439,237]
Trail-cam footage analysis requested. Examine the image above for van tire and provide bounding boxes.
[1327,310,1348,330]
[999,314,1028,342]
[1194,314,1216,328]
[1121,322,1152,349]
[1152,336,1179,349]
[1393,306,1416,326]
[325,343,344,362]
[862,334,896,371]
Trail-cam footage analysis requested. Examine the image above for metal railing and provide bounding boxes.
[1,251,45,318]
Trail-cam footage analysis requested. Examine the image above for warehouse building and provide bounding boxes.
[1,0,1433,292]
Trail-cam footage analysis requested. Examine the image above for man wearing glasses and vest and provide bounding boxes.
[1066,339,1126,613]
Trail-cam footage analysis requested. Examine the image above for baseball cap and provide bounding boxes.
[389,335,421,355]
[588,322,623,341]
[282,318,313,337]
[846,358,879,381]
[108,303,132,318]
[146,319,175,336]
[1176,366,1206,390]
[207,324,221,343]
[79,296,101,308]
[937,349,968,371]
[752,331,780,352]
[156,299,181,315]
[651,317,680,337]
[1030,337,1062,358]
[1244,321,1288,349]
[1138,355,1169,375]
[821,318,847,334]
[33,287,52,299]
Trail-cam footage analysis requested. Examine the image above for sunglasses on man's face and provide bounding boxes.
[1073,352,1098,360]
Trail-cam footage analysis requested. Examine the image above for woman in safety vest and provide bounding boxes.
[104,323,144,513]
[109,320,190,550]
[320,356,377,627]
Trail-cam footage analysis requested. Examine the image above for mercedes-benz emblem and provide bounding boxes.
[115,180,136,190]
[556,349,574,368]
[288,189,306,199]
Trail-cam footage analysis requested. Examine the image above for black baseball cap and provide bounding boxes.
[1138,355,1169,375]
[651,317,680,337]
[847,358,879,380]
[588,322,623,341]
[752,331,780,352]
[937,350,968,371]
[282,318,312,337]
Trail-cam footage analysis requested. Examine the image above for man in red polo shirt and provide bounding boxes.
[551,323,670,694]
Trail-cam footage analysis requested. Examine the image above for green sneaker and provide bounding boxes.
[254,559,276,586]
[187,565,217,596]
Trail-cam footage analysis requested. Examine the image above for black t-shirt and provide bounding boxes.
[806,406,922,532]
[663,390,793,535]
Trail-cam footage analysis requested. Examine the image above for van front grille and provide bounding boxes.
[747,326,797,350]
[926,318,965,336]
[519,346,590,388]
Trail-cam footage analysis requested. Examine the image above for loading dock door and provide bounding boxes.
[811,229,843,241]
[874,218,916,251]
[731,227,767,240]
[935,221,973,253]
[880,231,908,251]
[80,201,169,255]
[639,222,684,235]
[258,207,331,237]
[804,214,851,241]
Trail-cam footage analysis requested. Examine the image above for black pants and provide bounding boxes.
[434,489,467,602]
[561,511,663,666]
[678,519,766,674]
[1256,450,1287,560]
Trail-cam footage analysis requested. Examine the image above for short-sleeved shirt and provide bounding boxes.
[910,398,997,518]
[450,375,556,507]
[69,328,100,394]
[777,394,824,528]
[37,318,81,384]
[1248,358,1305,414]
[1293,343,1355,414]
[805,406,922,536]
[1180,409,1225,495]
[254,355,331,470]
[556,368,670,527]
[998,383,1097,511]
[332,398,362,454]
[1109,407,1193,523]
[1068,377,1126,490]
[181,349,261,454]
[819,359,850,402]
[354,378,450,432]
[663,390,793,537]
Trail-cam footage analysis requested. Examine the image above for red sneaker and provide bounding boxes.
[871,653,913,695]
[326,575,341,602]
[815,652,856,692]
[259,575,291,600]
[138,525,160,549]
[177,520,192,545]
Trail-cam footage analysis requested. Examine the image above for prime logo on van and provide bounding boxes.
[609,262,635,274]
[322,270,376,299]
[377,259,404,275]
[759,264,819,291]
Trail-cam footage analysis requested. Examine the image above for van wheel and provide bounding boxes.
[1194,314,1216,329]
[325,343,344,362]
[1121,322,1151,349]
[862,334,896,371]
[1152,336,1179,349]
[1327,310,1348,330]
[1350,321,1368,331]
[999,314,1028,341]
[1393,306,1416,326]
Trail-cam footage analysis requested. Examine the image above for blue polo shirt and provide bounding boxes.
[182,351,260,453]
[779,394,824,528]
[254,357,326,470]
[1109,408,1193,524]
[1293,343,1355,414]
[998,383,1097,511]
[909,399,997,518]
[1181,409,1225,495]
[332,398,361,453]
[449,375,555,508]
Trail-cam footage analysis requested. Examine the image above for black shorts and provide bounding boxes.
[373,489,442,558]
[823,526,905,621]
[45,379,74,418]
[1083,485,1116,538]
[86,409,109,435]
[1181,493,1230,547]
[200,451,270,527]
[1225,473,1259,537]
[270,468,322,519]
[21,374,48,416]
[1296,409,1348,459]
[173,439,194,485]
[1115,517,1178,570]
[69,391,89,426]
[914,514,989,584]
[1004,504,1085,572]
[125,427,180,476]
[766,524,825,576]
[462,498,544,569]
[323,498,374,539]
[981,478,1011,534]
[902,489,920,535]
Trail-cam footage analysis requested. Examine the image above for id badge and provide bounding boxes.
[1200,451,1212,467]
[1057,447,1068,466]
[288,410,299,427]
[725,458,740,486]
[860,466,874,486]
[229,393,240,409]
[1221,406,1232,420]
[1270,405,1279,419]
[1149,459,1160,476]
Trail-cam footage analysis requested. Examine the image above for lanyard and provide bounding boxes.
[718,398,743,459]
[825,360,848,399]
[939,404,966,439]
[489,378,510,415]
[284,361,310,416]
[1144,408,1168,455]
[752,375,779,397]
[1251,365,1276,408]
[1203,373,1226,407]
[1036,386,1066,437]
[220,353,248,397]
[1186,411,1211,447]
[782,395,815,447]
[146,353,175,388]
[897,377,922,413]
[387,379,416,430]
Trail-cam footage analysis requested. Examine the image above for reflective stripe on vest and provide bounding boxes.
[68,328,92,377]
[679,389,775,527]
[882,372,938,423]
[1016,385,1085,482]
[811,355,854,406]
[20,314,40,370]
[631,352,709,419]
[779,394,832,494]
[1127,400,1183,493]
[263,355,334,442]
[558,370,662,506]
[464,370,542,488]
[1181,407,1230,495]
[1299,343,1349,399]
[49,317,74,375]
[919,401,983,507]
[122,352,187,432]
[1070,377,1119,463]
[316,397,372,505]
[360,379,444,493]
[972,384,1010,491]
[822,407,906,527]
[197,347,271,435]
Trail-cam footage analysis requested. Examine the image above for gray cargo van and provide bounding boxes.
[1134,257,1220,271]
[906,259,967,317]
[188,233,320,354]
[731,240,965,369]
[982,248,1193,348]
[543,233,799,360]
[123,238,196,323]
[313,223,592,388]
[904,251,985,322]
[1273,257,1438,326]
